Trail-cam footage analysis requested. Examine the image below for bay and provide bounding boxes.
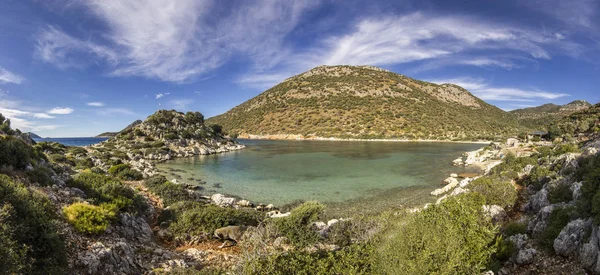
[156,139,484,210]
[33,137,108,146]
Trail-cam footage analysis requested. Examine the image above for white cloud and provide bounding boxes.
[167,99,194,111]
[87,102,104,107]
[237,12,580,90]
[0,66,24,84]
[35,0,318,83]
[48,107,74,115]
[429,77,569,102]
[33,113,55,119]
[155,93,170,99]
[96,107,135,116]
[0,107,60,131]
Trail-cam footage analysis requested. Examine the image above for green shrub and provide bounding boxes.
[164,133,178,140]
[68,146,88,156]
[25,166,54,186]
[75,157,95,170]
[144,175,193,206]
[69,173,147,214]
[63,202,116,234]
[241,243,374,275]
[0,136,40,169]
[48,153,68,163]
[523,165,553,191]
[553,144,580,156]
[274,201,325,247]
[548,183,573,204]
[0,174,67,274]
[169,204,264,237]
[538,206,574,250]
[375,194,497,275]
[503,221,527,237]
[576,154,600,221]
[469,176,518,209]
[108,164,143,181]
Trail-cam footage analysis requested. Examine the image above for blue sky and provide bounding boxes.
[0,0,599,137]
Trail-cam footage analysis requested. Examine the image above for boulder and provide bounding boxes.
[580,241,599,270]
[182,248,207,263]
[515,248,537,265]
[431,178,460,196]
[236,200,253,208]
[554,219,592,257]
[77,242,140,274]
[211,194,236,207]
[443,177,459,185]
[525,189,549,213]
[114,213,154,244]
[450,173,458,178]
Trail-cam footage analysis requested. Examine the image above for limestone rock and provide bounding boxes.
[211,193,236,207]
[515,248,537,265]
[525,189,549,213]
[554,218,592,257]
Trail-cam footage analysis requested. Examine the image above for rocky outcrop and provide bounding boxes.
[554,219,592,258]
[509,234,537,266]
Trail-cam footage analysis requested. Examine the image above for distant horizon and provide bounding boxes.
[1,0,599,137]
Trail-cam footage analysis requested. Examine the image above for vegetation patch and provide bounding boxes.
[273,201,325,247]
[63,202,117,234]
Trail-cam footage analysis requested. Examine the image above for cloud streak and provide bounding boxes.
[0,66,24,84]
[35,0,318,83]
[429,77,569,102]
[87,102,104,107]
[48,107,74,115]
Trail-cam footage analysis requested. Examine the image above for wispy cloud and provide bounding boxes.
[429,77,569,102]
[0,107,61,131]
[96,108,135,116]
[167,99,194,111]
[521,0,598,28]
[48,107,74,115]
[33,113,55,119]
[237,12,582,89]
[0,66,24,84]
[155,93,170,99]
[35,1,318,83]
[87,102,104,107]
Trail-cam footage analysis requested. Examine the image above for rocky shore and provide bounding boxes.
[238,133,491,143]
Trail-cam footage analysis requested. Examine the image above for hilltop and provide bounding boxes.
[510,100,592,130]
[208,65,526,141]
[25,132,42,139]
[88,110,244,175]
[95,119,143,137]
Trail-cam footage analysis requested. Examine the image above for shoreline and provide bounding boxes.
[238,134,492,144]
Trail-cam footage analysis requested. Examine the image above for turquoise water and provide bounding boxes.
[157,140,483,208]
[34,137,108,146]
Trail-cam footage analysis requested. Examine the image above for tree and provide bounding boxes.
[184,111,204,125]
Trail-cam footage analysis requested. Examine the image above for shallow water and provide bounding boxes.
[156,139,483,208]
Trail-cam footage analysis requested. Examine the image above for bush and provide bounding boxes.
[273,201,325,247]
[0,136,40,169]
[469,176,518,209]
[523,165,553,191]
[169,204,264,238]
[144,175,193,206]
[538,206,574,250]
[25,166,54,186]
[548,182,573,204]
[0,174,67,274]
[63,203,116,234]
[503,221,527,237]
[69,173,147,214]
[241,243,374,275]
[185,111,205,125]
[108,164,143,181]
[375,194,497,274]
[576,154,600,221]
[75,157,95,170]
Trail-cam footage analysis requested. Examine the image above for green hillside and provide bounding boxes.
[510,100,592,130]
[208,65,526,140]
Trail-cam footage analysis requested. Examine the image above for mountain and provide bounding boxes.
[208,65,526,141]
[510,100,592,130]
[25,132,42,138]
[547,102,600,140]
[96,119,143,137]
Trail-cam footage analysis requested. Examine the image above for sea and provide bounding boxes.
[33,137,108,146]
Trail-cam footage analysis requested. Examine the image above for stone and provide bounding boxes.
[579,242,598,269]
[554,218,592,257]
[572,181,583,201]
[211,193,236,207]
[482,205,506,223]
[529,204,561,238]
[450,173,458,178]
[115,213,154,244]
[443,177,459,185]
[327,219,339,227]
[182,248,207,262]
[313,221,327,231]
[269,211,291,218]
[69,187,86,198]
[525,189,549,213]
[450,187,468,196]
[558,153,579,175]
[265,204,275,211]
[515,248,536,265]
[160,259,188,272]
[431,177,460,196]
[77,241,140,274]
[236,200,252,207]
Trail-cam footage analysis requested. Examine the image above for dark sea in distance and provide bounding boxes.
[33,137,108,146]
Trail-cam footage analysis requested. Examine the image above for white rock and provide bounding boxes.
[210,194,236,207]
[450,173,458,178]
[327,219,339,227]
